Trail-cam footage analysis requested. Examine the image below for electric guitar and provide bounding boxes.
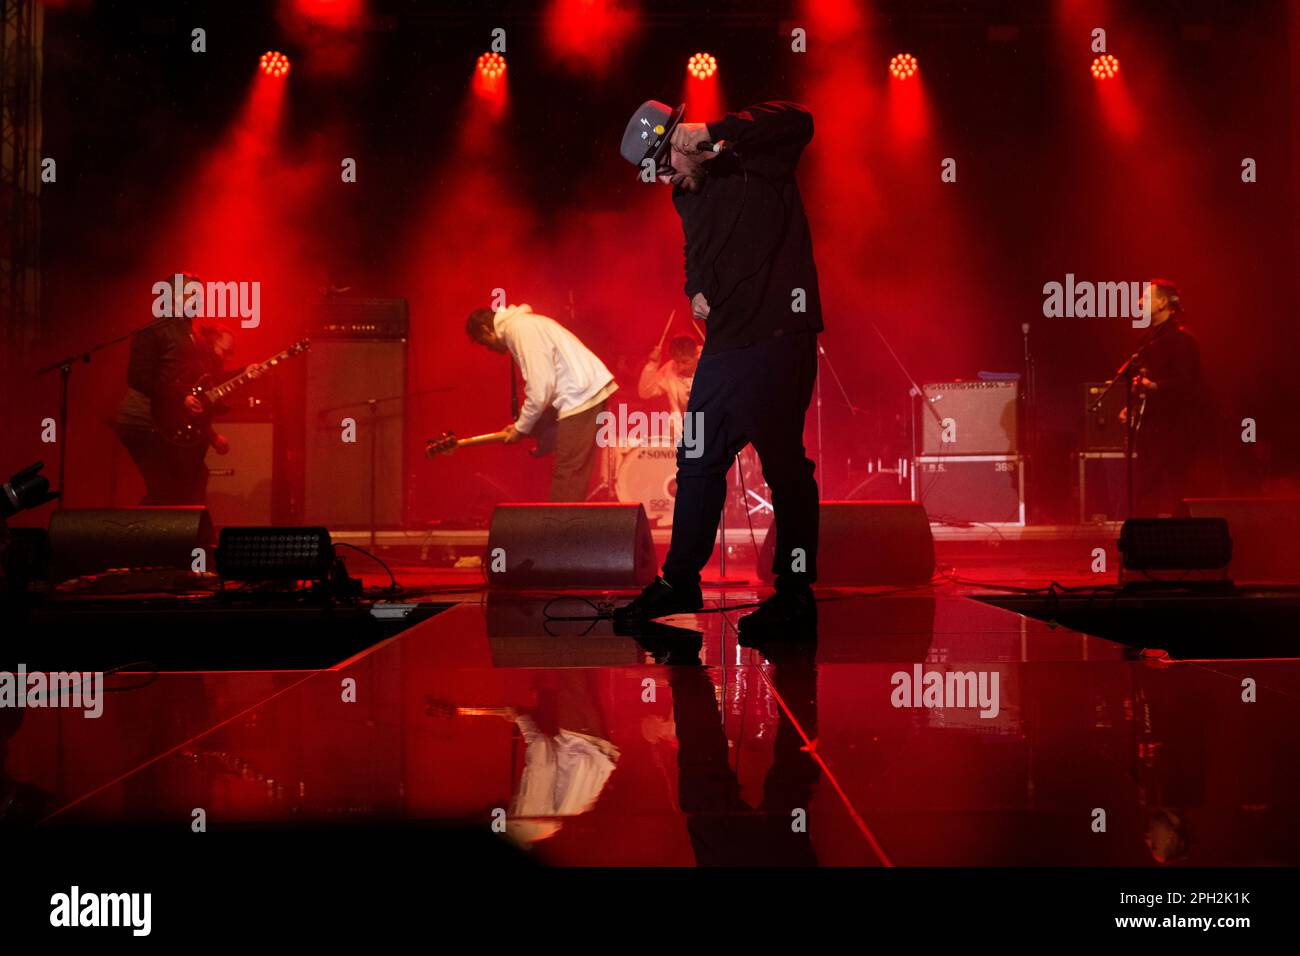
[1124,367,1153,435]
[426,409,558,458]
[154,338,310,447]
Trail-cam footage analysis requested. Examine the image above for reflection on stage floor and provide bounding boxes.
[6,577,1299,867]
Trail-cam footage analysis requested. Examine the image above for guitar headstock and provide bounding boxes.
[425,431,458,457]
[258,335,312,369]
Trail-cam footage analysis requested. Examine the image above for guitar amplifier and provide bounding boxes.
[304,339,407,528]
[309,298,409,340]
[914,455,1025,525]
[205,422,275,527]
[920,380,1018,455]
[1083,381,1125,451]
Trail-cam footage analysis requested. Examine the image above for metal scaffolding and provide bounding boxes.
[1,0,42,379]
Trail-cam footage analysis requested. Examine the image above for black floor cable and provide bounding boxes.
[336,542,401,594]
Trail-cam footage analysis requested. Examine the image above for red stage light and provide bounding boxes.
[478,52,506,80]
[292,0,363,28]
[687,52,717,80]
[889,53,919,81]
[1091,54,1120,80]
[543,0,639,77]
[259,50,291,78]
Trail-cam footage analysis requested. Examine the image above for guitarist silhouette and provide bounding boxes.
[114,298,254,505]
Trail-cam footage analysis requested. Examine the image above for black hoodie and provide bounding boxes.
[672,101,823,354]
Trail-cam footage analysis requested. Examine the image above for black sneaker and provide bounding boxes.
[613,576,704,624]
[737,588,817,643]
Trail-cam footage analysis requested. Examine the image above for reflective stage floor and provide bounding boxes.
[6,567,1300,867]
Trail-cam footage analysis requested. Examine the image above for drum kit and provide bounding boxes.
[598,437,772,530]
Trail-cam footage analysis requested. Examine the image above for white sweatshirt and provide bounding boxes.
[494,304,617,434]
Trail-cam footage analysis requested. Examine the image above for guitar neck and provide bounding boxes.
[204,347,292,403]
[456,431,511,449]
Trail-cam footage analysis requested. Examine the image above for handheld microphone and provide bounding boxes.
[696,140,728,154]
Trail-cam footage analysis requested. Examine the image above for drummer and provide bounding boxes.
[637,334,701,440]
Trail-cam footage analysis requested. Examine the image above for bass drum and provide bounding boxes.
[615,441,679,527]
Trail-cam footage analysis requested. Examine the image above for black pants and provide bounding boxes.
[1136,419,1194,517]
[663,332,819,591]
[116,425,209,505]
[550,400,606,502]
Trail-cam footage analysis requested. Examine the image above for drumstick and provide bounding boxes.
[690,316,705,340]
[655,310,676,351]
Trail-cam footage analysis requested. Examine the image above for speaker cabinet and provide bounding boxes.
[759,501,935,586]
[1076,451,1127,523]
[920,380,1018,455]
[205,422,274,527]
[1083,381,1125,452]
[304,339,406,528]
[47,508,213,580]
[486,503,657,587]
[915,455,1025,526]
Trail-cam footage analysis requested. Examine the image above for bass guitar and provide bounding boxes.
[425,409,558,458]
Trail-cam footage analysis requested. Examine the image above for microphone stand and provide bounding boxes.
[1089,334,1157,520]
[35,314,182,508]
[816,340,865,497]
[871,322,944,502]
[1021,322,1036,521]
[317,393,415,550]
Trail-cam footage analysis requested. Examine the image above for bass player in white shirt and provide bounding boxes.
[466,303,619,501]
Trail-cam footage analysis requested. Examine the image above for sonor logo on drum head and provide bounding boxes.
[614,444,678,527]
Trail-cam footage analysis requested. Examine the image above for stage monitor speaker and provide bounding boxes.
[205,421,275,527]
[920,380,1018,455]
[1185,498,1300,583]
[1117,517,1232,587]
[304,338,406,528]
[486,503,657,588]
[47,507,213,580]
[758,501,935,586]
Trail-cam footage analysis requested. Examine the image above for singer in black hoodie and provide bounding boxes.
[617,101,823,636]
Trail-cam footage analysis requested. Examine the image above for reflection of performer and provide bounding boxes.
[666,630,820,866]
[506,712,620,846]
[425,672,619,849]
[113,276,251,505]
[616,100,823,635]
[466,303,619,502]
[1128,279,1201,516]
[637,333,700,427]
